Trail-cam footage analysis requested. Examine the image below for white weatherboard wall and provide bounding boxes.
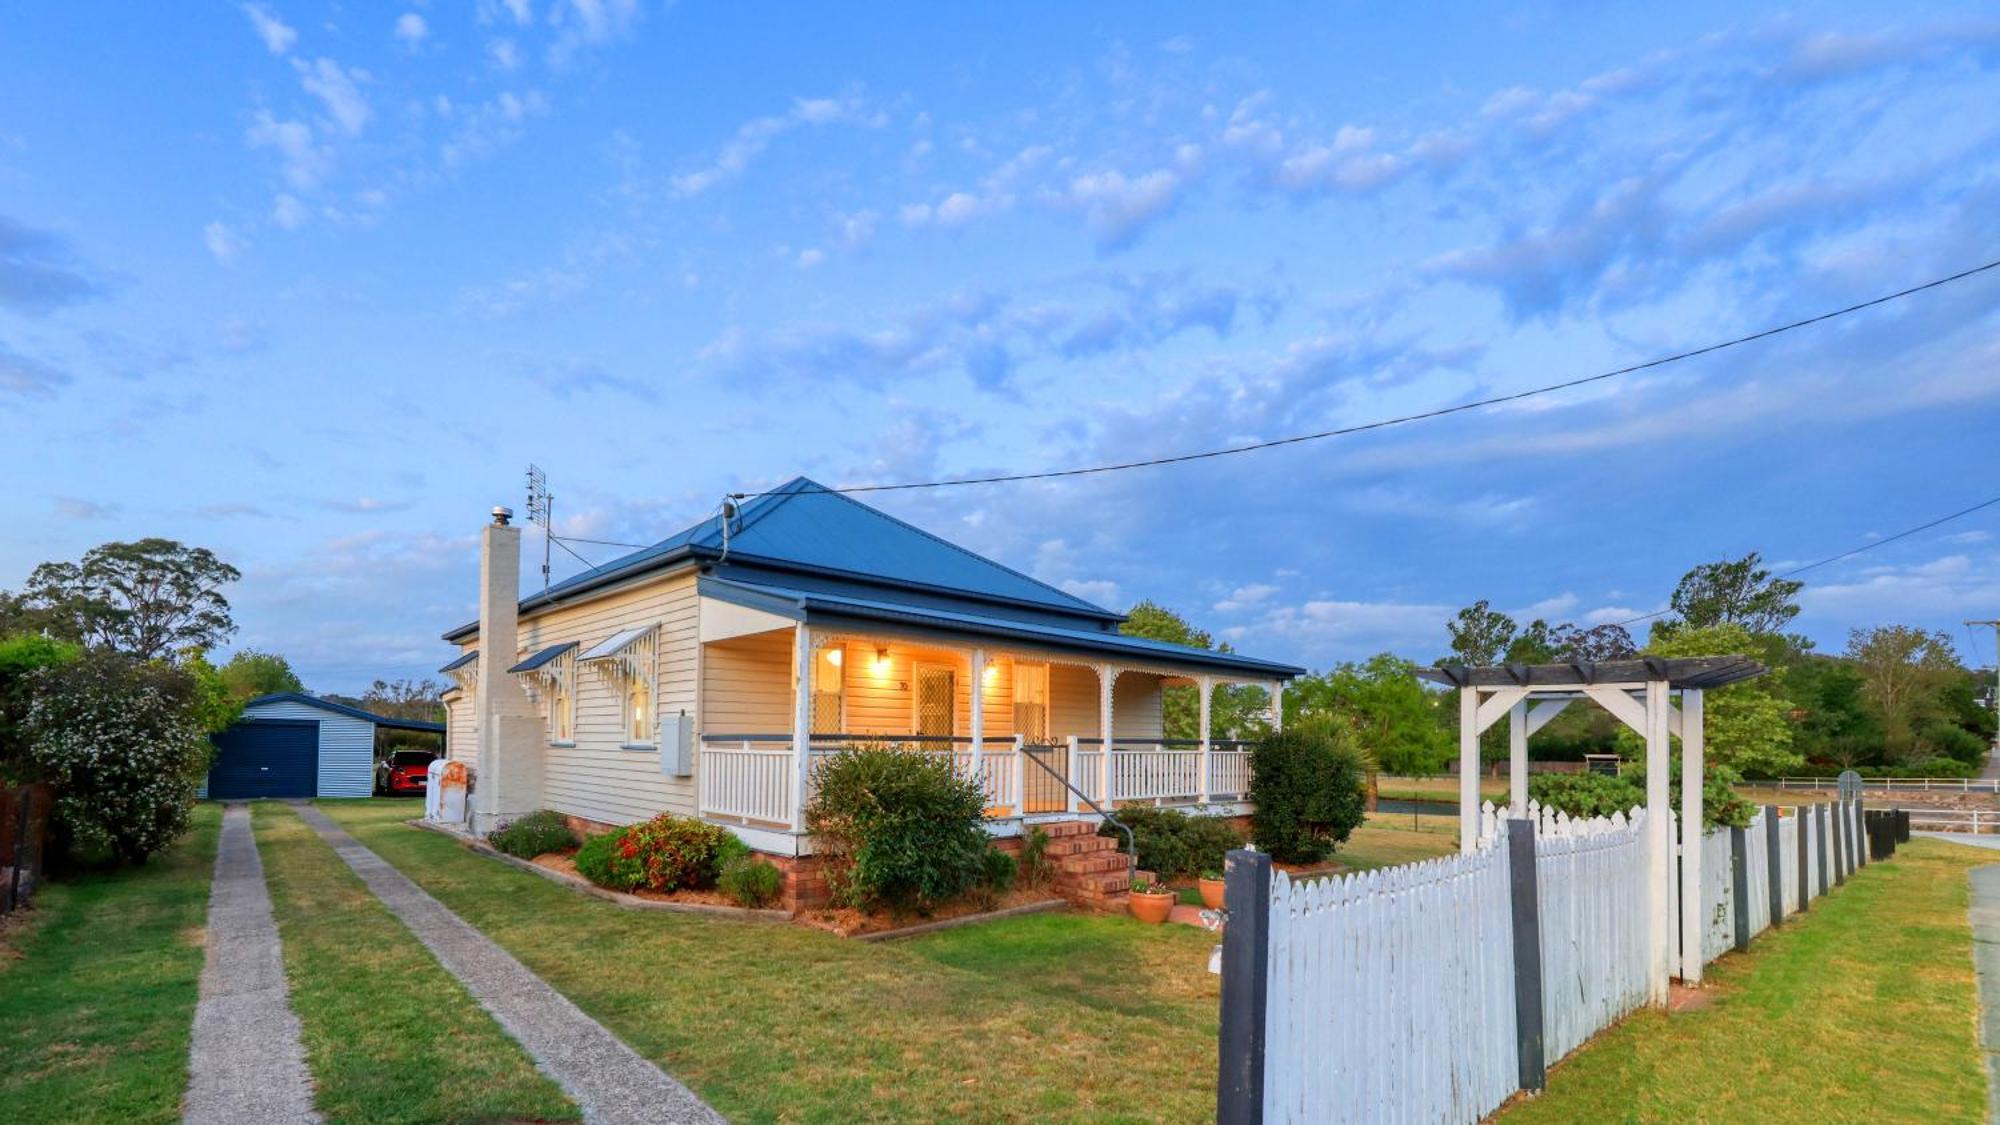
[239,699,375,798]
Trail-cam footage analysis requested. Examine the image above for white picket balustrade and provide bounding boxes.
[1209,750,1252,798]
[697,741,793,824]
[1263,816,1518,1124]
[977,749,1020,813]
[1108,746,1202,802]
[1072,749,1104,803]
[1698,821,1735,966]
[1531,803,1651,1062]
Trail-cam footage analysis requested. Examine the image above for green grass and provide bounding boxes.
[1330,822,1461,872]
[1374,775,1506,803]
[251,803,578,1124]
[0,805,219,1125]
[316,799,1220,1123]
[1504,837,1991,1122]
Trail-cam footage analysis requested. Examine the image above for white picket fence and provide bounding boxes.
[1233,798,1874,1124]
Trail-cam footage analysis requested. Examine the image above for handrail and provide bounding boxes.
[1017,742,1137,888]
[699,732,1019,746]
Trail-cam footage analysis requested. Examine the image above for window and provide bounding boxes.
[913,663,956,738]
[1013,661,1049,743]
[626,675,653,745]
[811,646,845,734]
[551,682,574,743]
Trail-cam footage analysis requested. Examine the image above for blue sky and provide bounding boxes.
[3,2,1999,692]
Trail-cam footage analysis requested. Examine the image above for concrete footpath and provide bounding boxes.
[291,804,722,1125]
[183,804,319,1124]
[1972,865,2000,1125]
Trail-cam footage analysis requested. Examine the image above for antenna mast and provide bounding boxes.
[526,464,554,590]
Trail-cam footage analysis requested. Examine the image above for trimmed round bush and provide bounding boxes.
[618,813,735,893]
[486,810,574,859]
[806,744,990,913]
[1248,719,1367,864]
[718,852,783,908]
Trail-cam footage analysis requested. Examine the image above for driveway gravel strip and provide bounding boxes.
[292,804,723,1125]
[183,803,320,1124]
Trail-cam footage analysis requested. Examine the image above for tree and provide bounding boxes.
[1786,655,1879,767]
[23,649,211,864]
[1444,600,1517,666]
[1119,601,1270,738]
[1286,653,1452,775]
[219,649,304,701]
[324,677,447,724]
[1658,552,1802,637]
[1845,625,1962,757]
[1551,623,1638,661]
[20,539,240,660]
[1618,623,1800,778]
[0,634,81,776]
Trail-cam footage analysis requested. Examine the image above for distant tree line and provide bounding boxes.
[1121,551,1996,781]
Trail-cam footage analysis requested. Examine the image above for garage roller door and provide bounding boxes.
[209,719,319,799]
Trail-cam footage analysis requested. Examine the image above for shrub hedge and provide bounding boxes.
[1249,719,1367,864]
[486,810,574,859]
[805,744,990,913]
[572,813,735,894]
[1097,806,1242,881]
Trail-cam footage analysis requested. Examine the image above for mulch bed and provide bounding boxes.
[530,850,744,909]
[800,883,1066,938]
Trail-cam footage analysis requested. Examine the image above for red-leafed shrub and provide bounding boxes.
[575,813,733,894]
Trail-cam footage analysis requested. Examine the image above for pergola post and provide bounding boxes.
[1509,698,1529,817]
[1459,687,1480,853]
[1644,678,1671,1003]
[1679,688,1705,984]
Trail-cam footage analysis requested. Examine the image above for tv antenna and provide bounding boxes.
[526,464,554,589]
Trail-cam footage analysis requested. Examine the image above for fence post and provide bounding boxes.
[1217,847,1272,1125]
[1831,800,1846,887]
[1818,804,1831,897]
[1795,806,1809,913]
[1764,806,1783,928]
[1730,824,1750,952]
[1854,796,1866,868]
[1506,818,1546,1093]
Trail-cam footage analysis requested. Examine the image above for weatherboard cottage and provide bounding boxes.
[438,477,1301,909]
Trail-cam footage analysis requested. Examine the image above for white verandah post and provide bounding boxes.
[969,647,986,805]
[1098,665,1117,807]
[791,624,814,833]
[1458,686,1480,853]
[1679,688,1706,984]
[1198,675,1214,804]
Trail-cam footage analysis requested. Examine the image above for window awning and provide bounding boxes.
[580,625,654,662]
[508,642,576,674]
[439,650,477,674]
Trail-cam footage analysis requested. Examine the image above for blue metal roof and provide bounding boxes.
[438,650,477,674]
[446,477,1123,641]
[699,574,1305,679]
[242,693,446,734]
[507,642,576,674]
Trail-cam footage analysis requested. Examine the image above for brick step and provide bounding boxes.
[1032,820,1101,839]
[1055,852,1128,875]
[1056,870,1132,895]
[1045,835,1118,857]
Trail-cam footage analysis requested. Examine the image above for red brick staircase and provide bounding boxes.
[1035,820,1137,911]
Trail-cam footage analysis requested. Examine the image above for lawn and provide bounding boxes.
[1374,775,1506,803]
[315,799,1222,1123]
[251,803,578,1124]
[1333,820,1460,872]
[1503,837,1991,1121]
[0,804,219,1125]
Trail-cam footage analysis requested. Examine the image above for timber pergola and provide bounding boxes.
[1417,656,1766,990]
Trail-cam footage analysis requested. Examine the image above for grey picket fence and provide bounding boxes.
[1218,799,1872,1124]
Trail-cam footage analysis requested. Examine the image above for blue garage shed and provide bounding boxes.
[206,693,446,799]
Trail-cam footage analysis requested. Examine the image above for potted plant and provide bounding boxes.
[1128,875,1176,923]
[1197,868,1226,910]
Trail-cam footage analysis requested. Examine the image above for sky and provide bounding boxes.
[2,2,1999,693]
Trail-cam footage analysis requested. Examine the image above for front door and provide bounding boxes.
[913,663,956,738]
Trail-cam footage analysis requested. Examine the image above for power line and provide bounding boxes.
[553,533,652,550]
[1611,493,2000,629]
[725,254,2000,499]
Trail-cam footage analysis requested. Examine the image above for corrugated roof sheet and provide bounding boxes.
[241,693,446,733]
[580,625,652,662]
[507,642,576,674]
[701,574,1304,678]
[438,650,477,674]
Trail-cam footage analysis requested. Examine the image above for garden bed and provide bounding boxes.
[800,884,1066,939]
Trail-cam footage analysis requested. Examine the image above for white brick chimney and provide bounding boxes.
[472,506,544,833]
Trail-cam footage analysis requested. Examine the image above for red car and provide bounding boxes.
[376,750,437,796]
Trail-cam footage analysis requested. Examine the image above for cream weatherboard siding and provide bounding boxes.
[443,687,476,765]
[505,570,702,826]
[239,698,375,798]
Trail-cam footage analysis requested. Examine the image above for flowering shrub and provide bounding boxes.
[574,813,733,893]
[487,809,574,859]
[23,650,209,864]
[806,745,990,913]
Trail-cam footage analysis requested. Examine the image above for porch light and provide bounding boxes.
[824,647,843,667]
[983,663,999,686]
[872,647,891,674]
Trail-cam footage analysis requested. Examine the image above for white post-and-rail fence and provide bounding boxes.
[1218,798,1884,1124]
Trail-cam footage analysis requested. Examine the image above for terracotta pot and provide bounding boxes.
[1129,890,1176,924]
[1198,877,1226,910]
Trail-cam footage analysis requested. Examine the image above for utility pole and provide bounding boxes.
[1971,620,2000,753]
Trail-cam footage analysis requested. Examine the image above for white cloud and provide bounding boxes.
[1060,578,1122,607]
[795,248,824,269]
[295,57,371,136]
[1053,168,1181,248]
[1214,583,1279,613]
[271,193,309,229]
[246,111,331,189]
[670,97,878,198]
[394,13,428,46]
[203,221,244,263]
[1512,593,1579,620]
[241,3,296,55]
[548,0,641,65]
[487,38,521,70]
